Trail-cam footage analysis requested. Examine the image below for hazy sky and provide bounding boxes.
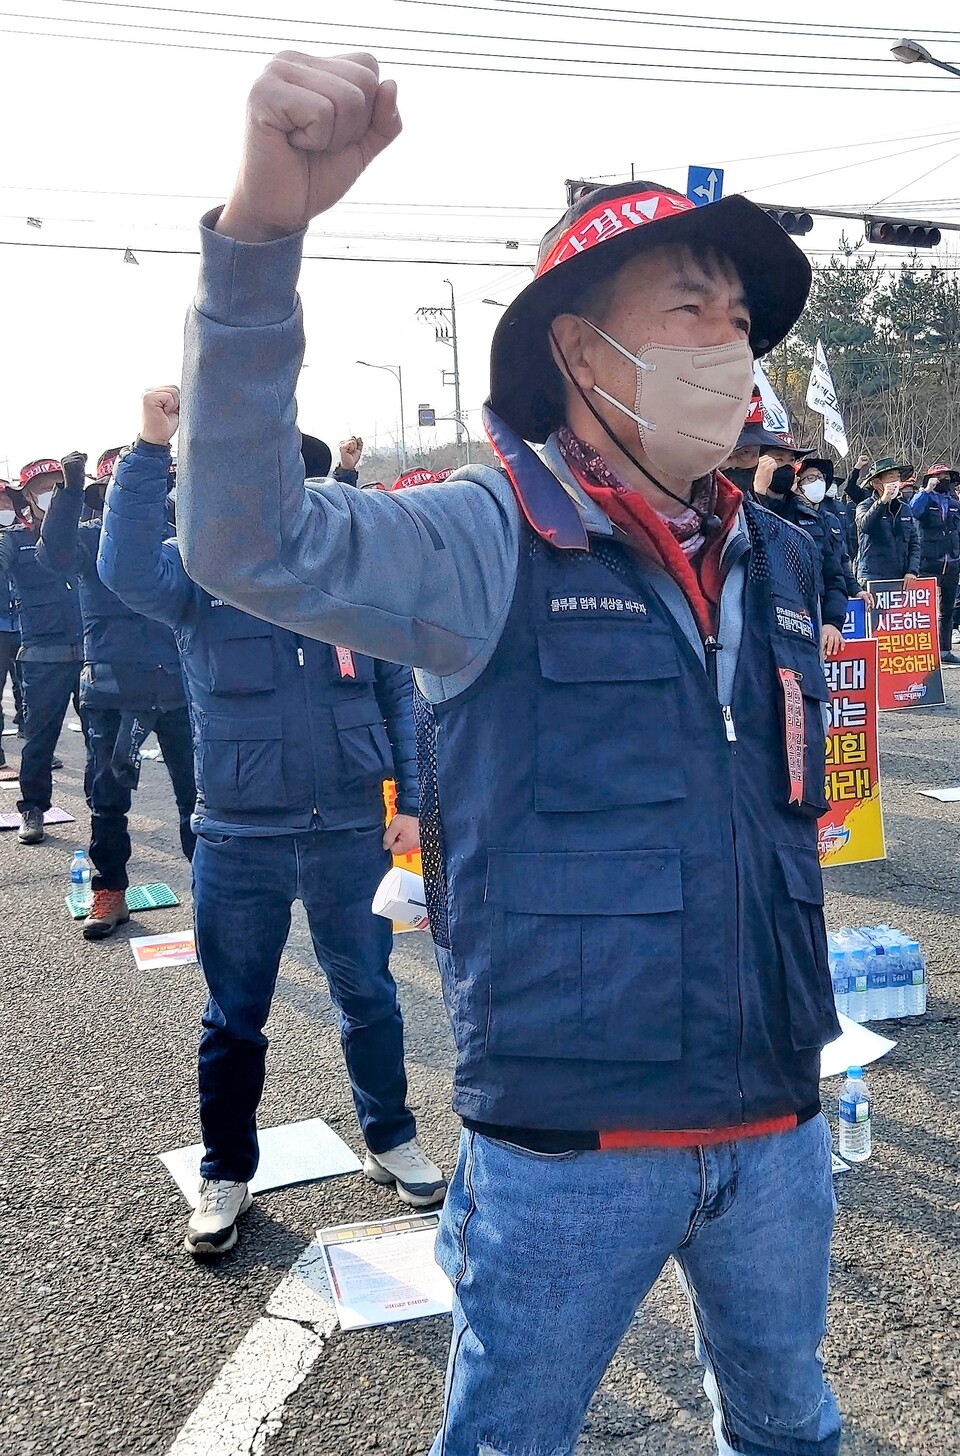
[2,0,960,478]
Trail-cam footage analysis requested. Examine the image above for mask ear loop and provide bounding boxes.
[549,325,723,537]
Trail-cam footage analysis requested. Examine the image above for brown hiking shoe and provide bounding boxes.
[83,888,130,941]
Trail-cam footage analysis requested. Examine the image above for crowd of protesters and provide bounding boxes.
[3,43,960,1456]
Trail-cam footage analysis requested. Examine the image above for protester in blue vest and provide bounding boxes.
[0,482,26,783]
[908,464,960,665]
[36,448,197,939]
[854,458,922,587]
[99,387,446,1257]
[0,459,85,845]
[174,53,844,1456]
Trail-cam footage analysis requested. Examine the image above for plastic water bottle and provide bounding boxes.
[885,931,911,1019]
[903,941,927,1016]
[838,1066,872,1163]
[866,948,889,1022]
[846,947,870,1024]
[831,951,851,1019]
[70,849,92,914]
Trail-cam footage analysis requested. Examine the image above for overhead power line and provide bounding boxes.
[3,19,959,92]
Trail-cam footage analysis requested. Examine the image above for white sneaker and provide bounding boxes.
[184,1179,253,1257]
[363,1138,447,1207]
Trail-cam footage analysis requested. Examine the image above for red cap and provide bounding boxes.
[19,459,61,488]
[391,466,454,491]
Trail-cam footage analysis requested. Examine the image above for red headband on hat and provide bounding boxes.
[391,466,454,491]
[744,389,764,427]
[536,189,696,279]
[19,459,61,488]
[97,453,119,480]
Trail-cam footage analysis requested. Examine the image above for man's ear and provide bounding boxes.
[549,314,598,392]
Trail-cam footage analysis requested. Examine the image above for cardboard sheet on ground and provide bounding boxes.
[318,1213,452,1330]
[918,786,960,802]
[820,1013,896,1080]
[129,930,197,970]
[0,806,74,829]
[160,1118,362,1205]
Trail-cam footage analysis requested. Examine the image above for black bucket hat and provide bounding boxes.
[864,456,912,486]
[797,456,834,487]
[488,180,812,444]
[300,433,332,480]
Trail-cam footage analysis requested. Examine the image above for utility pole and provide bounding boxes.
[417,280,469,465]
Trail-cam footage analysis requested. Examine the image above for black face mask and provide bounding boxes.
[724,466,757,496]
[768,464,797,496]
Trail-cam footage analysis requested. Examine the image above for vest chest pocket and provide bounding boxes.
[198,712,288,814]
[484,849,684,1063]
[331,696,393,782]
[204,613,275,696]
[773,843,840,1051]
[535,623,685,813]
[769,632,830,817]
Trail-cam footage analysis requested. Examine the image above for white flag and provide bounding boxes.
[752,361,790,435]
[805,340,849,457]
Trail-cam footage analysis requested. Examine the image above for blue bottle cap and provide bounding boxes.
[847,1066,863,1078]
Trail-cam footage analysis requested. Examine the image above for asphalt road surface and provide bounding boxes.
[2,686,959,1456]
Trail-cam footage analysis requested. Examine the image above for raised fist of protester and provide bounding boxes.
[383,813,420,857]
[60,451,88,491]
[856,450,871,470]
[821,623,843,659]
[339,436,364,470]
[753,454,777,496]
[218,52,402,244]
[141,386,181,447]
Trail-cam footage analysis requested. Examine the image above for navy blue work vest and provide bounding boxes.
[3,525,82,658]
[416,419,839,1133]
[74,521,186,711]
[179,595,395,832]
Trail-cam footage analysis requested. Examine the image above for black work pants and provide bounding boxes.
[17,660,85,814]
[940,560,960,649]
[84,705,197,890]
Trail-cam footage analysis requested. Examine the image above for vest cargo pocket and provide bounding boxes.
[534,624,686,812]
[770,636,830,816]
[198,712,287,814]
[331,696,393,782]
[204,609,275,695]
[484,849,684,1062]
[774,843,840,1050]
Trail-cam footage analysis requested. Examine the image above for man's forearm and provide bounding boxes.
[179,217,519,679]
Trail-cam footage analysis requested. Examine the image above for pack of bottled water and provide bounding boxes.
[828,925,926,1023]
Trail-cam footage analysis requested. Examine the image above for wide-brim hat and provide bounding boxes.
[19,458,61,490]
[865,456,912,485]
[797,456,834,487]
[921,463,960,486]
[489,180,812,444]
[300,433,332,481]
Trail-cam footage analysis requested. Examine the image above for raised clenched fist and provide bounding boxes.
[339,436,364,470]
[141,386,181,447]
[217,52,402,244]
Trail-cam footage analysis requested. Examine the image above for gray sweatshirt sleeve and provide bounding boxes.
[178,215,519,678]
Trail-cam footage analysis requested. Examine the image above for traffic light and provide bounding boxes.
[763,208,814,236]
[865,218,941,248]
[565,179,602,208]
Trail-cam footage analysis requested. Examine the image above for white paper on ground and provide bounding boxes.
[68,720,83,732]
[318,1213,452,1331]
[159,1118,362,1206]
[820,1013,896,1080]
[129,930,196,971]
[831,1153,851,1176]
[0,806,74,829]
[918,786,960,802]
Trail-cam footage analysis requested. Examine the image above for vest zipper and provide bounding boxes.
[294,637,320,823]
[722,705,737,742]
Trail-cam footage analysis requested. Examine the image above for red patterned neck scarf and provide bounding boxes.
[555,427,743,638]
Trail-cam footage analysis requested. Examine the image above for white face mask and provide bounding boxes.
[582,318,755,480]
[825,482,838,499]
[32,489,54,514]
[800,478,826,504]
[0,509,15,527]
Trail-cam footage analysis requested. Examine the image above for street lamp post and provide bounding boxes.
[891,38,960,80]
[356,360,407,472]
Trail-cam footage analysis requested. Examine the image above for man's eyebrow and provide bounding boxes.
[669,274,750,312]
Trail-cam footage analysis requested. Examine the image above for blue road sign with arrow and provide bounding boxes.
[686,166,724,207]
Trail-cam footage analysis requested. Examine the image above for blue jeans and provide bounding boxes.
[84,706,196,890]
[430,1117,840,1456]
[17,659,85,813]
[193,825,416,1181]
